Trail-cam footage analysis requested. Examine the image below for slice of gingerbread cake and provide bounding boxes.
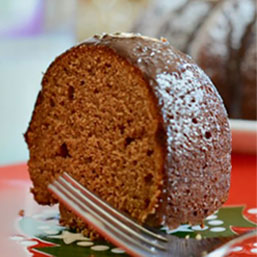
[25,33,231,236]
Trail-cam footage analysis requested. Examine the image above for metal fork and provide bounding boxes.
[48,173,257,257]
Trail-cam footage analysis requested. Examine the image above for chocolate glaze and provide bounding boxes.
[80,33,231,228]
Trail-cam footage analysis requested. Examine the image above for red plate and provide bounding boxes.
[0,154,256,257]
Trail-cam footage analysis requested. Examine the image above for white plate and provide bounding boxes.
[230,119,257,154]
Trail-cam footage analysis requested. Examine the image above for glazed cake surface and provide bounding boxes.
[25,33,231,235]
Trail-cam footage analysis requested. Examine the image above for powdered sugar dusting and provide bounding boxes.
[155,62,221,161]
[152,55,231,225]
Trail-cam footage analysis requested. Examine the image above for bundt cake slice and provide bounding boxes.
[25,33,231,236]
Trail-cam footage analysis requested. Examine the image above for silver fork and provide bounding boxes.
[48,173,257,257]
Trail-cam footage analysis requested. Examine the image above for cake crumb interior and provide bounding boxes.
[26,45,165,226]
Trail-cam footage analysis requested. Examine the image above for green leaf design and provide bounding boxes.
[202,206,256,238]
[171,206,256,238]
[29,206,256,256]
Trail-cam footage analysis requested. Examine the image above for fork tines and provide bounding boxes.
[48,172,168,257]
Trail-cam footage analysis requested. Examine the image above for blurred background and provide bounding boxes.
[0,0,256,165]
[0,0,149,165]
